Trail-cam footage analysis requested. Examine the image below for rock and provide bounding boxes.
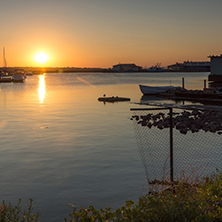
[176,122,186,130]
[141,121,147,126]
[132,108,222,135]
[180,128,188,134]
[157,122,164,129]
[147,122,152,128]
[191,125,199,133]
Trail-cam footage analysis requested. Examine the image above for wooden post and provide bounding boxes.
[182,77,184,89]
[204,79,206,89]
[170,107,173,183]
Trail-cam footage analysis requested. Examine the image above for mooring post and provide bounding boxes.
[204,79,206,89]
[169,107,173,183]
[182,77,184,89]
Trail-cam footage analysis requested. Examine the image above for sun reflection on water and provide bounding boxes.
[38,75,46,103]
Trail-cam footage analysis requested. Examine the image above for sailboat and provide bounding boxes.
[0,47,26,82]
[0,47,13,82]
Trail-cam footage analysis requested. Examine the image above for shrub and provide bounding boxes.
[0,198,40,222]
[65,170,222,222]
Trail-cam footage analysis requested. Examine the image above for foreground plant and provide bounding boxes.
[65,170,222,222]
[0,198,40,222]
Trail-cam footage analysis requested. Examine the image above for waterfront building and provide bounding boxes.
[112,63,142,72]
[167,61,210,72]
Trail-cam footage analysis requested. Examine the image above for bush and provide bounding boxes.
[0,198,40,222]
[2,171,222,221]
[65,170,222,222]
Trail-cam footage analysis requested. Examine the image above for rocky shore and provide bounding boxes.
[131,108,222,135]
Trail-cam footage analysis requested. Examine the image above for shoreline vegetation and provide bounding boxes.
[0,66,210,74]
[1,170,222,221]
[0,67,111,74]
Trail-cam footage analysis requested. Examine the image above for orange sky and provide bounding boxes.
[0,0,221,68]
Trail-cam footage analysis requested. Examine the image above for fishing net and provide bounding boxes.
[131,106,222,191]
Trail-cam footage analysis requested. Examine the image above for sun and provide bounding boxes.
[34,52,49,65]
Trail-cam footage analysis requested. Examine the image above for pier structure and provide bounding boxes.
[208,54,222,83]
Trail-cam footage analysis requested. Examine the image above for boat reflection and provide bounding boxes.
[140,94,222,106]
[38,75,46,103]
[140,95,186,106]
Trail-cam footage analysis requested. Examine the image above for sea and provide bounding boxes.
[0,71,215,221]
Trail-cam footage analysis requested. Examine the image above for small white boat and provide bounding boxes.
[139,84,178,95]
[0,75,13,82]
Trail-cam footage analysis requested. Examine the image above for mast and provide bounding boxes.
[3,47,7,67]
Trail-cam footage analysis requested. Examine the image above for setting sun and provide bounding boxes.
[34,52,49,65]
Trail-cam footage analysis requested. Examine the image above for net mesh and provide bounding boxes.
[131,106,222,191]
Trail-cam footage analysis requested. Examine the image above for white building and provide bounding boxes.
[112,63,142,72]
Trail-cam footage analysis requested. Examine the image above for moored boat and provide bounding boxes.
[25,71,33,76]
[13,73,26,82]
[139,84,179,95]
[144,63,166,72]
[0,48,13,82]
[0,74,13,82]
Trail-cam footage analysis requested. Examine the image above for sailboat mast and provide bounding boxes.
[3,47,7,67]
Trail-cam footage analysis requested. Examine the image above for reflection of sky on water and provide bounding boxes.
[38,75,45,103]
[0,72,219,222]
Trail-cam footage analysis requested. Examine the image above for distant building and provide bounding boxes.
[167,61,210,72]
[112,63,142,72]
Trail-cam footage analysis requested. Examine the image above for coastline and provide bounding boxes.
[0,66,211,74]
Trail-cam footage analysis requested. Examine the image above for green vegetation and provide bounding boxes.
[65,170,222,222]
[0,198,40,222]
[1,171,222,221]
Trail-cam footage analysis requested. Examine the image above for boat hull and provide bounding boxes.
[13,79,25,83]
[139,84,176,95]
[0,76,13,82]
[13,73,26,83]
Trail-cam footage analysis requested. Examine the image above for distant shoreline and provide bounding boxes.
[0,67,210,73]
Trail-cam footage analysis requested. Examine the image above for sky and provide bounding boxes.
[0,0,222,68]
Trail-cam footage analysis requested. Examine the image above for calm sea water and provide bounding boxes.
[0,72,211,221]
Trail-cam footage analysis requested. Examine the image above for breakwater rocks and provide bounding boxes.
[131,109,222,135]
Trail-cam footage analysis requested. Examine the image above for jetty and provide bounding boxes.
[156,87,222,105]
[98,96,130,103]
